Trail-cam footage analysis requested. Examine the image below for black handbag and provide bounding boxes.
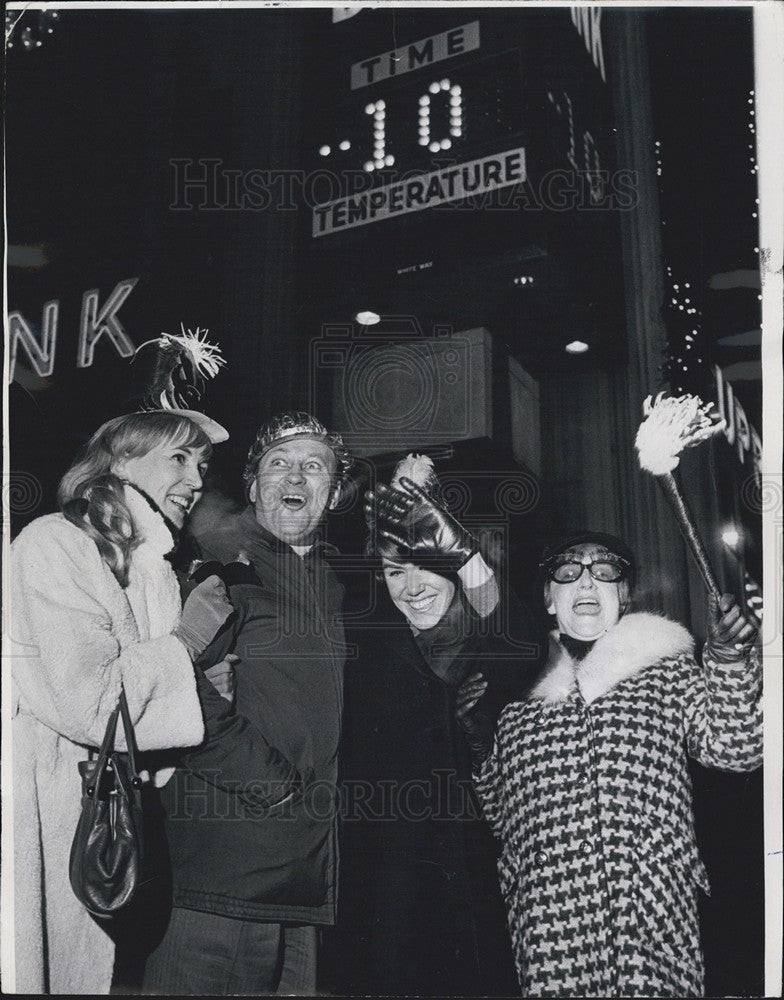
[69,686,145,918]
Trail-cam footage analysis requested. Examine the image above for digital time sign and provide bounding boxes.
[307,12,616,226]
[314,34,523,178]
[301,7,628,373]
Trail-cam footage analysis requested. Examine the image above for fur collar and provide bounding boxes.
[124,483,177,558]
[529,612,694,705]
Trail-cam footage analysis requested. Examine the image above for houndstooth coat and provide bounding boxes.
[474,611,762,999]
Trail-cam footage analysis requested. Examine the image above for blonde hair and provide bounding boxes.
[58,412,211,586]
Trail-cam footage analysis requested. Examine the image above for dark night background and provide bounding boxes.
[5,6,766,996]
[6,8,762,501]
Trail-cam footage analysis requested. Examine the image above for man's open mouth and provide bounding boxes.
[281,494,307,510]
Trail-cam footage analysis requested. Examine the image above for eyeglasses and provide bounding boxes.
[545,557,629,584]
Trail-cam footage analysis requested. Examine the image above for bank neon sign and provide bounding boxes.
[7,277,138,382]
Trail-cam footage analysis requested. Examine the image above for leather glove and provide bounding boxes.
[174,575,235,660]
[455,672,494,769]
[365,477,478,570]
[704,593,758,664]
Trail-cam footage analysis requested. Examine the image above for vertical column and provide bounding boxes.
[606,10,692,621]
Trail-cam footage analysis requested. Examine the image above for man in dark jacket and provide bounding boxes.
[142,413,352,995]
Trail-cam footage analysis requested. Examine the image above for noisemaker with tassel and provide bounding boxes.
[634,392,726,599]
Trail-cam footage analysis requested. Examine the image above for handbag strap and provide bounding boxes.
[86,699,121,793]
[116,686,141,779]
[86,687,141,794]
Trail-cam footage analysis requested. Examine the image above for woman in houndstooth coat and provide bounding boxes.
[460,531,762,999]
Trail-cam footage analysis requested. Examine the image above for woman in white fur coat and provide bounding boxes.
[458,531,761,998]
[6,411,235,995]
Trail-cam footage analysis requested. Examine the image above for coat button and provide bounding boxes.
[579,840,592,855]
[534,850,548,865]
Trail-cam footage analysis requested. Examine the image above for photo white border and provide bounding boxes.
[3,3,782,994]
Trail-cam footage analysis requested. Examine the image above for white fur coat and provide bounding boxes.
[5,489,204,994]
[529,611,694,704]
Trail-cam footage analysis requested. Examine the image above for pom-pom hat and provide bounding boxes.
[390,453,440,495]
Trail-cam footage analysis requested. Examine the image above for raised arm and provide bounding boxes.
[682,594,762,771]
[367,476,500,616]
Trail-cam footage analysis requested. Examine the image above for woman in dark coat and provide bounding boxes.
[332,457,544,997]
[462,531,762,998]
